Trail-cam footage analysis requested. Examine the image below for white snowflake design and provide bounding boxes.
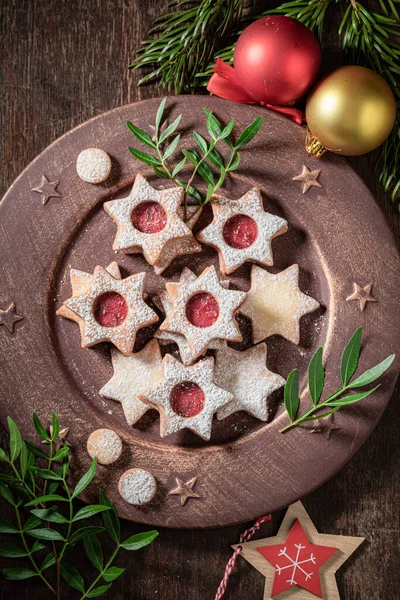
[275,543,316,586]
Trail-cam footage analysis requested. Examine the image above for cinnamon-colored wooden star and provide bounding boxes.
[235,501,364,600]
[0,302,23,333]
[31,175,61,205]
[293,165,322,194]
[311,415,340,440]
[168,476,200,506]
[346,282,377,311]
[42,425,71,452]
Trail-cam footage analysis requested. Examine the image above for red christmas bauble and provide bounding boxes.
[234,16,321,105]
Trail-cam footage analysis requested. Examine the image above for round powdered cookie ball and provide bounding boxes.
[76,148,112,184]
[87,429,122,465]
[118,468,157,506]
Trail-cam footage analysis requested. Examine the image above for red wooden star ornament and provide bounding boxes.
[257,519,338,597]
[233,502,364,600]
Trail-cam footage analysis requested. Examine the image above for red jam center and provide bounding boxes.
[223,214,258,249]
[93,292,128,327]
[170,381,205,417]
[131,201,167,233]
[185,293,219,328]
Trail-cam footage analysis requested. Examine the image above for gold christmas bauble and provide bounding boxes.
[305,66,396,157]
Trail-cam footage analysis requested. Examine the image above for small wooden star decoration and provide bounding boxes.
[293,165,322,194]
[346,282,377,312]
[168,476,200,506]
[31,175,61,205]
[42,425,71,452]
[310,416,340,440]
[0,302,23,333]
[234,501,364,600]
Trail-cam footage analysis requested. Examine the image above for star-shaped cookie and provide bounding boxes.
[160,265,247,360]
[139,354,233,440]
[197,189,288,274]
[103,174,195,265]
[153,204,202,275]
[155,267,228,365]
[59,265,158,355]
[168,476,200,506]
[100,339,163,425]
[240,265,320,345]
[215,344,285,421]
[57,261,122,328]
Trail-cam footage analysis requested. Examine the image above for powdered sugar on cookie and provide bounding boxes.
[240,264,320,345]
[160,265,246,360]
[118,468,157,505]
[139,354,233,440]
[60,265,158,355]
[197,188,287,274]
[215,343,285,421]
[104,174,195,265]
[100,339,163,425]
[155,268,227,364]
[86,428,123,465]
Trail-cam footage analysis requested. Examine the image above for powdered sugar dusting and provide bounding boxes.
[100,339,163,425]
[240,264,320,345]
[215,344,285,421]
[56,262,121,327]
[155,268,226,364]
[103,174,194,265]
[161,266,247,359]
[76,148,112,184]
[139,354,233,440]
[86,428,123,464]
[61,266,158,355]
[118,468,157,505]
[197,188,287,274]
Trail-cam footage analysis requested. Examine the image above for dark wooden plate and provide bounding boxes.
[0,97,399,528]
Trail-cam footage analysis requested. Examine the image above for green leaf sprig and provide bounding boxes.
[281,327,395,433]
[0,413,158,598]
[126,97,263,218]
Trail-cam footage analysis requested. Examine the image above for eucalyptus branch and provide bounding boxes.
[280,327,395,433]
[126,97,262,218]
[0,413,158,599]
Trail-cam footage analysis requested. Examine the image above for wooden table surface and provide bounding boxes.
[0,1,399,598]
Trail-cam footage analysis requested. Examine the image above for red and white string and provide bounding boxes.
[214,514,272,599]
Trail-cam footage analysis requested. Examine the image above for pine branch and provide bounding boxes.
[130,0,247,93]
